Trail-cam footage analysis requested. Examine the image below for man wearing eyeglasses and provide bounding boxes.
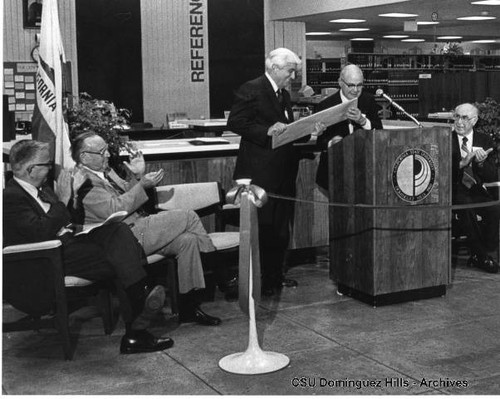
[70,131,222,326]
[3,140,175,354]
[452,103,499,273]
[315,64,383,192]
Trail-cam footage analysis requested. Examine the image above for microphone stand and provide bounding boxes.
[385,97,424,128]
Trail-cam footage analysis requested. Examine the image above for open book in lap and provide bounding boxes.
[75,211,129,236]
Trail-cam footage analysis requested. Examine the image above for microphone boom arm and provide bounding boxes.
[376,89,423,128]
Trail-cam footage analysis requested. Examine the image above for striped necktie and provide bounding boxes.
[460,136,476,188]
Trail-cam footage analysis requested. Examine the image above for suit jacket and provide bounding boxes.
[72,166,207,255]
[315,90,383,190]
[452,130,498,202]
[227,74,305,196]
[3,179,72,247]
[2,178,145,283]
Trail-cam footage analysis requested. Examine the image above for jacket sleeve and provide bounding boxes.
[474,135,499,183]
[3,188,70,245]
[227,83,271,148]
[76,175,149,223]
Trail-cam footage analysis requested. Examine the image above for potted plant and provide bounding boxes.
[474,97,500,166]
[66,92,133,168]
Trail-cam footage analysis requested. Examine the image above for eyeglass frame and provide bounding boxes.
[452,114,477,123]
[340,78,364,89]
[28,162,53,172]
[82,145,109,157]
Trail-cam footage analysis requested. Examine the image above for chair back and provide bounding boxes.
[3,243,66,317]
[154,182,223,217]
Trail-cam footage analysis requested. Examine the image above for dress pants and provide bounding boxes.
[454,184,500,258]
[130,209,216,294]
[63,222,147,288]
[258,195,295,290]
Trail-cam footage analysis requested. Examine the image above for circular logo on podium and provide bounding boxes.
[392,148,436,202]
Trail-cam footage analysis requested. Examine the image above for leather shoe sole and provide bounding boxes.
[145,285,166,312]
[120,330,174,354]
[179,307,222,326]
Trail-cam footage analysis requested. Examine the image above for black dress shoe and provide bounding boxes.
[468,255,499,273]
[120,329,174,354]
[281,278,298,288]
[132,285,166,330]
[179,307,222,326]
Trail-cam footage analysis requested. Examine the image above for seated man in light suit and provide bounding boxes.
[4,140,173,354]
[452,103,500,273]
[70,131,221,325]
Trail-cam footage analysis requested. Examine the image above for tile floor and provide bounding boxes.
[2,251,500,395]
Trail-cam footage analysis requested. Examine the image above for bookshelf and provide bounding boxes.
[305,53,500,120]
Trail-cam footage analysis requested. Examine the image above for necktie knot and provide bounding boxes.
[38,187,58,205]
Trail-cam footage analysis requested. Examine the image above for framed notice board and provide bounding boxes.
[3,62,38,115]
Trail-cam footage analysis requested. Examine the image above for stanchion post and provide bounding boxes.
[218,181,290,375]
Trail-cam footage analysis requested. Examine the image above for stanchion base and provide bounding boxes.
[219,350,290,375]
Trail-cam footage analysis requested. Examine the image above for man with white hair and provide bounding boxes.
[452,102,499,273]
[227,47,324,296]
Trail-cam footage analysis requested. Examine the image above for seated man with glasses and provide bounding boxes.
[70,131,222,326]
[452,103,500,273]
[315,64,383,192]
[3,140,174,354]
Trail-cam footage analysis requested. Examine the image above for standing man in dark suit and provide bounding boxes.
[227,47,324,296]
[315,64,383,192]
[452,103,499,273]
[3,140,174,354]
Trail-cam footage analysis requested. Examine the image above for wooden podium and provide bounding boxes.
[328,127,451,306]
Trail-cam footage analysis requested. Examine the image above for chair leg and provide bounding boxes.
[165,260,179,315]
[99,289,114,335]
[54,301,73,360]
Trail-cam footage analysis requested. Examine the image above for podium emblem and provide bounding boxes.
[392,148,436,202]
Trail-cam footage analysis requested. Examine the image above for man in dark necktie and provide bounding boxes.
[3,140,174,354]
[452,103,500,273]
[70,131,222,326]
[227,47,325,296]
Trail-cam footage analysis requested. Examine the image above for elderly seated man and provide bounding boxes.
[70,131,221,326]
[452,103,500,273]
[3,140,173,354]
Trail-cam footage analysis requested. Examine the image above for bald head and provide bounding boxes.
[339,64,364,100]
[453,103,479,136]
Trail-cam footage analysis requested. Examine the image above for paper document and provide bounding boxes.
[76,211,129,235]
[272,98,357,149]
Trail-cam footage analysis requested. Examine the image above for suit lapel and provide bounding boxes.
[9,179,47,216]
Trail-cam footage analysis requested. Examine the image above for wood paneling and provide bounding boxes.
[330,127,451,299]
[141,0,210,126]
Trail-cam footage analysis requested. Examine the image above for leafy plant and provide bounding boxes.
[474,97,500,163]
[66,92,133,167]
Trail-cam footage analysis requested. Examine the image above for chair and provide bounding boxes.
[452,181,500,264]
[2,240,114,360]
[146,182,240,314]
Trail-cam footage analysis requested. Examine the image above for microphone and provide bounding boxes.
[375,89,423,128]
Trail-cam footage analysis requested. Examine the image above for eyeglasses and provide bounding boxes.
[28,162,52,172]
[83,146,109,156]
[341,78,364,89]
[453,114,476,123]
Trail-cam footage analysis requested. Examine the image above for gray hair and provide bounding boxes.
[265,48,302,72]
[9,140,49,173]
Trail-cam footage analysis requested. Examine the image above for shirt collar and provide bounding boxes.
[265,72,279,94]
[457,130,474,143]
[81,165,106,180]
[13,176,39,199]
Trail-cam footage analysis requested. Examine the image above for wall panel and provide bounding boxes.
[141,0,210,126]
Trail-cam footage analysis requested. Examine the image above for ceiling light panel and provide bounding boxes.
[471,0,500,5]
[383,35,409,38]
[417,21,439,25]
[340,28,370,32]
[456,15,497,20]
[437,36,463,39]
[330,19,366,23]
[379,13,419,17]
[401,38,426,42]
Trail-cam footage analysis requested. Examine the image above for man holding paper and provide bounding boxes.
[228,47,324,296]
[315,64,383,191]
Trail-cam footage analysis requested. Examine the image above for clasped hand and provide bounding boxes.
[460,147,493,168]
[346,107,365,125]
